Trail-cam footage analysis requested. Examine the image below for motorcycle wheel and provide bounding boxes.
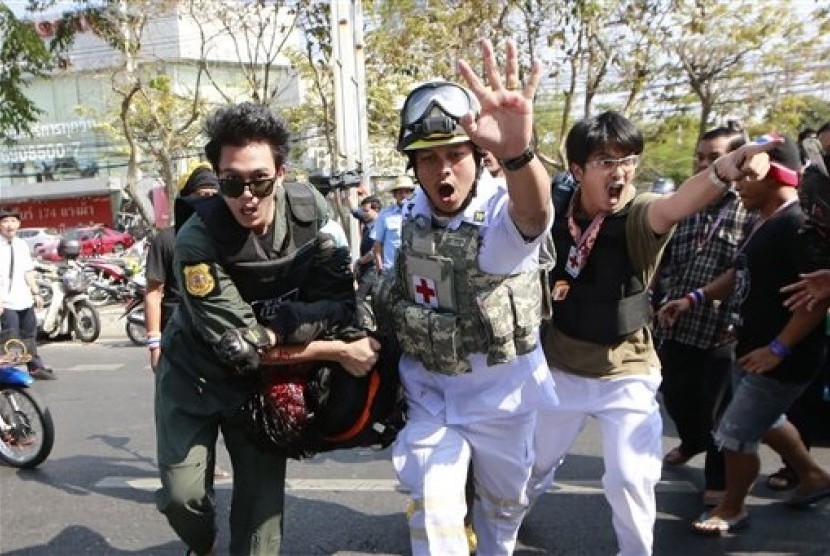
[71,301,101,343]
[0,387,55,468]
[125,310,147,347]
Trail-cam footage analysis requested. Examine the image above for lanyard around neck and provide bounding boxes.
[565,200,608,278]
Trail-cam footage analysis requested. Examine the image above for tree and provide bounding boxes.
[0,3,74,142]
[280,0,336,172]
[514,0,671,167]
[187,0,300,106]
[764,95,830,138]
[661,0,803,140]
[78,0,204,224]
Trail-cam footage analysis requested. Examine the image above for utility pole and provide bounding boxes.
[331,0,369,259]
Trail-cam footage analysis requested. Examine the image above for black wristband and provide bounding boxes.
[499,148,535,171]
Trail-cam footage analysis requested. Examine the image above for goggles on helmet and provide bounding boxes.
[397,81,477,152]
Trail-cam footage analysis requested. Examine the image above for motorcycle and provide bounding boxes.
[0,334,55,468]
[84,258,140,306]
[120,279,147,346]
[37,263,101,343]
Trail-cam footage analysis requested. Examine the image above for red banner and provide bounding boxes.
[0,196,113,231]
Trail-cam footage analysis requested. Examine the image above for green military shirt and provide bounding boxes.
[157,185,330,417]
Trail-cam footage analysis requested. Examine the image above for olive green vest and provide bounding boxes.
[374,216,542,376]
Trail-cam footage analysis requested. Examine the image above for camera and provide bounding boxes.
[309,168,363,195]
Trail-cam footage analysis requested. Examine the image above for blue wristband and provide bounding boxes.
[768,338,791,358]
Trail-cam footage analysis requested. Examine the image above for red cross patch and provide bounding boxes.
[412,275,439,308]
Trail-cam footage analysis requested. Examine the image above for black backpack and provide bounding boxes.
[240,301,404,459]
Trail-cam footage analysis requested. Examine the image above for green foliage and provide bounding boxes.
[638,114,700,185]
[0,3,70,142]
[765,95,830,138]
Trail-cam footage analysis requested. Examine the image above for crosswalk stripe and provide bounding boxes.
[62,363,125,371]
[95,476,698,494]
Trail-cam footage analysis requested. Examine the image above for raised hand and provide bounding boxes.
[712,137,784,183]
[782,269,830,312]
[456,39,542,161]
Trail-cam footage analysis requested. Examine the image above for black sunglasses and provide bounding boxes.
[218,176,277,198]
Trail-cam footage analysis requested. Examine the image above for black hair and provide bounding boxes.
[204,102,290,171]
[798,128,817,142]
[565,111,644,166]
[700,120,746,152]
[360,195,381,211]
[816,121,830,136]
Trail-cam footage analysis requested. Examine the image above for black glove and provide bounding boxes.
[217,324,274,376]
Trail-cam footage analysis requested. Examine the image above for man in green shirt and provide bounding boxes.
[154,101,380,556]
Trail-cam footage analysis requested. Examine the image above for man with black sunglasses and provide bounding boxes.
[154,101,380,556]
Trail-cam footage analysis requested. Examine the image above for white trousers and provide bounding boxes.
[393,408,536,556]
[527,369,663,556]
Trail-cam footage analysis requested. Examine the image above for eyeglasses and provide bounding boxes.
[218,176,278,198]
[586,155,640,172]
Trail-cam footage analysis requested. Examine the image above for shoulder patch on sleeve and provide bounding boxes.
[182,262,219,298]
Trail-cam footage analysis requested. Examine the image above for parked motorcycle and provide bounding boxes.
[0,334,55,468]
[120,279,147,346]
[84,258,141,306]
[37,262,101,343]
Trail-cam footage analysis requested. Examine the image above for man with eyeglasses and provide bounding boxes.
[373,39,556,555]
[154,101,380,556]
[525,110,786,555]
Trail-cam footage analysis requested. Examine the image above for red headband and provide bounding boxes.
[767,162,799,187]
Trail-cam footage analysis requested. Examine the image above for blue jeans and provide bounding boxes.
[0,307,45,371]
[714,364,809,454]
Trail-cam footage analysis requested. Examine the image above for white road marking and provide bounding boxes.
[61,363,125,372]
[95,476,697,494]
[40,339,131,348]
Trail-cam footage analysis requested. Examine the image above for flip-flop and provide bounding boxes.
[767,466,799,491]
[786,486,830,509]
[691,511,750,536]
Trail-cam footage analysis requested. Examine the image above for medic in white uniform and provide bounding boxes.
[373,40,556,556]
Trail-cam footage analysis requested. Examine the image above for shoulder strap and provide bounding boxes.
[552,171,578,219]
[284,182,326,249]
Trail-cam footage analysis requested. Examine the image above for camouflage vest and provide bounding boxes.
[374,215,542,376]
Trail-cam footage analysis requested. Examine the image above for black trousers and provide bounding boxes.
[658,339,734,491]
[0,306,46,371]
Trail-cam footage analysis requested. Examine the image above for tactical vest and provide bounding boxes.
[550,200,651,344]
[376,216,542,375]
[180,182,324,322]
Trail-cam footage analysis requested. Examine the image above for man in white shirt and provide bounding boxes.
[0,207,54,380]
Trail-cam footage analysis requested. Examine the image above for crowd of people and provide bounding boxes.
[85,38,830,556]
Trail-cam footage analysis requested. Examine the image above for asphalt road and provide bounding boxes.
[1,306,829,555]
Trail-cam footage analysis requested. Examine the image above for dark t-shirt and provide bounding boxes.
[734,202,825,383]
[797,166,830,268]
[145,228,180,323]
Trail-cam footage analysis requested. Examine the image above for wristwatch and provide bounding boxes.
[499,148,535,172]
